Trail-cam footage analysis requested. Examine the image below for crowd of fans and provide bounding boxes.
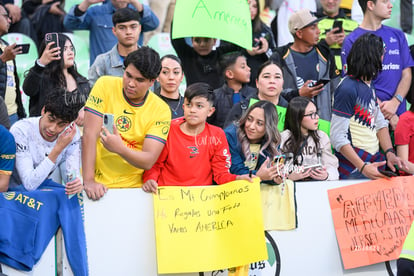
[1,0,413,195]
[1,0,414,273]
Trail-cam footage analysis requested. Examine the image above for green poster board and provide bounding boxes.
[172,0,252,49]
[248,98,331,136]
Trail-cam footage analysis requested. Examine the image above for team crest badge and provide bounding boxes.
[116,115,132,132]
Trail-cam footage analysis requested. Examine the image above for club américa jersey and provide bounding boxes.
[84,76,171,188]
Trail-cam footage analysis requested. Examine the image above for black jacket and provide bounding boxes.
[170,19,241,89]
[208,83,257,128]
[23,62,90,116]
[223,95,288,129]
[0,39,26,119]
[244,22,277,87]
[0,96,10,129]
[270,42,339,102]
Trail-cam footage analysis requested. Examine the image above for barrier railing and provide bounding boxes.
[2,179,400,276]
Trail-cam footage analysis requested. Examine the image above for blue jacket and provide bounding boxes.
[63,2,159,65]
[0,180,88,275]
[225,123,276,185]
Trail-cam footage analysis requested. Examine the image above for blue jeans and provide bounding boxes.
[345,168,369,180]
[8,113,18,126]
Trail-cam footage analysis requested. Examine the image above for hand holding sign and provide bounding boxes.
[153,178,267,273]
[328,176,414,269]
[172,0,252,50]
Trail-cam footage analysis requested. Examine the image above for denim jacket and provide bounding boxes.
[88,44,124,87]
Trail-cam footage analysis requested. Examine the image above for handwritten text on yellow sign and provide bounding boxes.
[154,179,267,273]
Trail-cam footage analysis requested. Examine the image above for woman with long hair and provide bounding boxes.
[331,33,406,179]
[281,96,338,181]
[154,54,184,119]
[245,0,277,87]
[23,33,90,126]
[224,60,288,128]
[225,100,283,184]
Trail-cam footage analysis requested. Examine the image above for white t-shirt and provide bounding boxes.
[9,117,81,190]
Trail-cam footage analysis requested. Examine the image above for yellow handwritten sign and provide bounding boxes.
[172,0,252,49]
[153,179,267,273]
[261,180,296,230]
[328,176,414,269]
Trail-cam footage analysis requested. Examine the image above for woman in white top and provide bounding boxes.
[280,96,339,181]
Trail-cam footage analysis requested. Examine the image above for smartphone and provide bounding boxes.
[332,20,343,34]
[15,43,30,54]
[103,113,114,134]
[59,122,74,138]
[272,155,286,166]
[65,171,76,184]
[52,0,64,10]
[309,79,330,88]
[315,79,330,86]
[378,169,399,177]
[253,33,270,48]
[253,39,262,48]
[45,32,59,49]
[303,163,322,170]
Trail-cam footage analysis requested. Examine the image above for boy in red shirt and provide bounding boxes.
[142,82,252,193]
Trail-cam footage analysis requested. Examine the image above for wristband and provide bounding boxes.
[36,59,46,68]
[384,148,395,156]
[359,163,368,174]
[394,94,403,103]
[74,4,86,16]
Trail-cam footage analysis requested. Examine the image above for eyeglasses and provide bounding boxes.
[303,112,319,119]
[0,13,9,19]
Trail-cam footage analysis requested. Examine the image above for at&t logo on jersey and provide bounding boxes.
[3,192,44,211]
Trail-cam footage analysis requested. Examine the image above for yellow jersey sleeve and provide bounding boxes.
[84,76,122,117]
[144,92,171,144]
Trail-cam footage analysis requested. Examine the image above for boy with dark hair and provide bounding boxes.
[64,0,158,65]
[9,88,84,193]
[83,47,171,200]
[172,36,224,89]
[271,8,340,121]
[88,8,142,86]
[1,88,88,275]
[208,51,257,128]
[112,7,141,25]
[171,14,241,90]
[142,82,251,193]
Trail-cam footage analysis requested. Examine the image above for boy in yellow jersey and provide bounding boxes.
[82,47,171,200]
